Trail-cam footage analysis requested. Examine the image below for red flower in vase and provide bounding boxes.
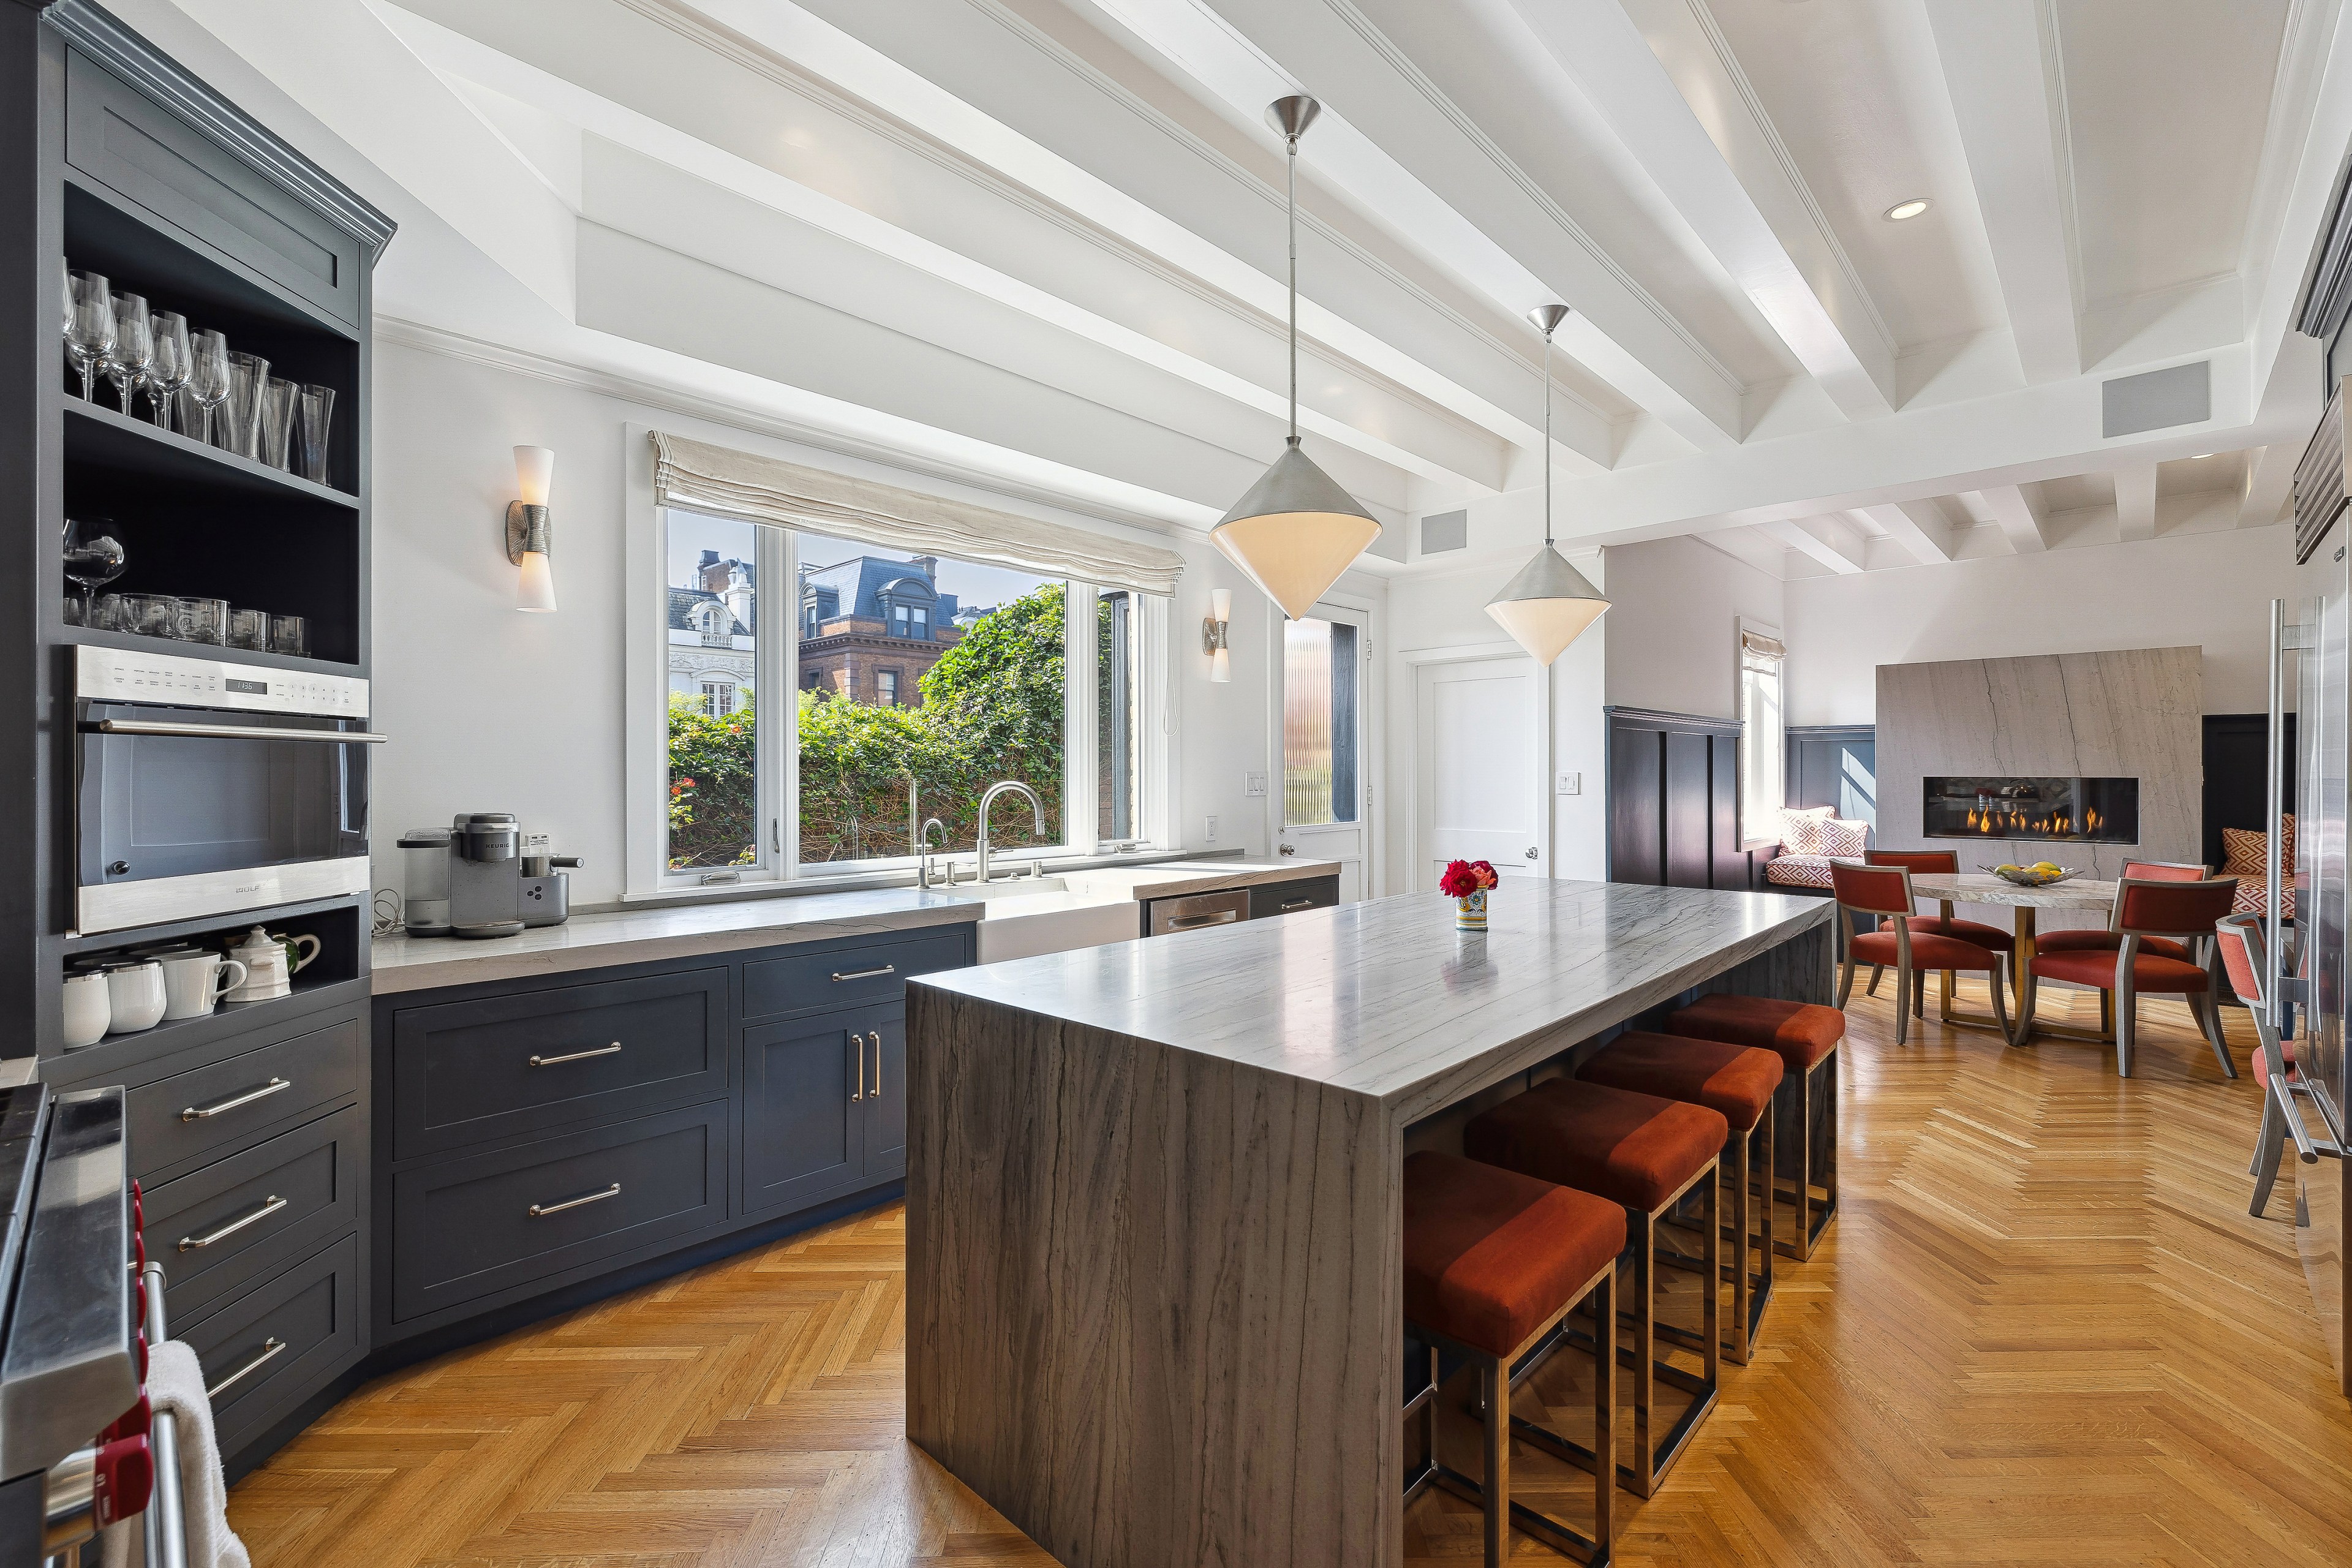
[1439,859,1499,898]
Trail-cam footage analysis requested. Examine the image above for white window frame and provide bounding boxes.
[1737,617,1786,849]
[625,428,1172,898]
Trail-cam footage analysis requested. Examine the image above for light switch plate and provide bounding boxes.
[1556,771,1581,796]
[1245,771,1268,797]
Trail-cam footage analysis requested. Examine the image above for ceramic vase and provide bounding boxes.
[1455,888,1488,932]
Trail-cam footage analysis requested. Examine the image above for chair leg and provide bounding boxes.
[2250,1087,2286,1218]
[1837,954,1857,1008]
[2198,990,2238,1079]
[1911,966,1926,1020]
[1866,963,1883,997]
[2115,980,2136,1077]
[1895,959,1912,1046]
[1988,956,2013,1043]
[1481,1354,1509,1567]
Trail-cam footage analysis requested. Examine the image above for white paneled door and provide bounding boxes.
[1416,654,1545,887]
[1275,604,1371,900]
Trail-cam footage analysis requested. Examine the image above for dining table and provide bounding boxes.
[1906,872,2119,1044]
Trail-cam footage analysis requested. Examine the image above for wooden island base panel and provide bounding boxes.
[905,880,1832,1568]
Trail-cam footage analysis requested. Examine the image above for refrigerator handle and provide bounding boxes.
[2269,597,2288,1033]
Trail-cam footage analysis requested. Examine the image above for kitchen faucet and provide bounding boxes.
[975,780,1045,884]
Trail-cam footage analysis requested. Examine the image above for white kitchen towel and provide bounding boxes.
[100,1340,252,1568]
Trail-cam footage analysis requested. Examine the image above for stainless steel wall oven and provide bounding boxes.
[73,646,381,933]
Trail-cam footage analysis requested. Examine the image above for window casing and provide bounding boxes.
[1738,626,1787,845]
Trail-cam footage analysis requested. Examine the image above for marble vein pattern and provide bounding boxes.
[369,888,981,993]
[1908,872,2121,911]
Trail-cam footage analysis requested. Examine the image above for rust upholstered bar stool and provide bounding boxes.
[1402,1150,1623,1566]
[1665,994,1845,1262]
[2018,875,2239,1077]
[1574,1033,1783,1363]
[1831,861,2012,1046]
[1860,848,2016,1025]
[1464,1080,1725,1498]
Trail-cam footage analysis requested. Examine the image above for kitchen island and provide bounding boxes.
[905,878,1832,1568]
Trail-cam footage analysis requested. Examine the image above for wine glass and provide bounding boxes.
[105,293,151,416]
[146,312,190,428]
[64,272,114,403]
[185,329,229,445]
[62,518,126,628]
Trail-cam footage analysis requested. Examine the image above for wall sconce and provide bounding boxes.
[1202,587,1231,683]
[506,445,557,613]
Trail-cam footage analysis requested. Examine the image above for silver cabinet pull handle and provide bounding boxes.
[178,1194,287,1252]
[529,1042,621,1067]
[181,1077,290,1122]
[85,718,388,743]
[1168,911,1239,929]
[832,964,896,982]
[529,1183,620,1218]
[206,1338,285,1398]
[853,1032,865,1102]
[1278,899,1313,911]
[871,1031,883,1098]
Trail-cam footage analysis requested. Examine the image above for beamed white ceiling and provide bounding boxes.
[124,0,2352,578]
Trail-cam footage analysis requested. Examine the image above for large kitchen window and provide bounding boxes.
[655,505,1163,884]
[1739,626,1787,845]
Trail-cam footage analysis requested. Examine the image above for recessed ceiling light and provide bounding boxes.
[1883,198,1931,222]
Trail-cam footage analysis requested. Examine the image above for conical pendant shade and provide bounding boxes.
[1213,439,1383,620]
[1486,543,1607,665]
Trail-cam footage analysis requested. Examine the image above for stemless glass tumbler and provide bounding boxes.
[258,377,299,470]
[217,351,269,460]
[270,614,307,657]
[296,384,334,485]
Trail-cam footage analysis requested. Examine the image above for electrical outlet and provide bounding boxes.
[1556,771,1581,796]
[1205,814,1218,842]
[1245,771,1268,797]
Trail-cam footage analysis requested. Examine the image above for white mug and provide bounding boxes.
[62,971,110,1049]
[160,952,248,1020]
[104,961,165,1034]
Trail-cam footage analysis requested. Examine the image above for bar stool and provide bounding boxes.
[1575,1032,1782,1363]
[1403,1150,1623,1566]
[2018,875,2239,1077]
[1464,1079,1724,1498]
[1665,993,1844,1262]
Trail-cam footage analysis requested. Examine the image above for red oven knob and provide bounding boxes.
[104,1393,151,1445]
[91,1434,153,1528]
[134,1331,147,1382]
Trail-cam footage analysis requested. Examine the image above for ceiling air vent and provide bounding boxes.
[1420,510,1468,554]
[2100,361,2210,439]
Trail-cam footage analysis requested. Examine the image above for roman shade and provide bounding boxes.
[650,431,1185,595]
[1740,628,1786,660]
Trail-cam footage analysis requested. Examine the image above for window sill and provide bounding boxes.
[610,846,1204,914]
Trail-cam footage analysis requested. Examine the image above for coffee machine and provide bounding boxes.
[409,813,580,938]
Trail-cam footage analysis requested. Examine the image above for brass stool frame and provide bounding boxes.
[1409,1255,1618,1566]
[1774,1045,1839,1261]
[1656,1107,1773,1363]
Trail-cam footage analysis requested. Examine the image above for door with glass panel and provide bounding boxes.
[1276,605,1370,900]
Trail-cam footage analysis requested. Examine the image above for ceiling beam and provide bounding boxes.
[1760,514,1866,574]
[1858,500,1955,564]
[2112,460,2158,542]
[1514,0,1894,419]
[1924,0,2081,385]
[1977,484,2050,554]
[2239,442,2299,527]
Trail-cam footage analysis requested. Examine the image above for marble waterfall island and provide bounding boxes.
[905,879,1831,1568]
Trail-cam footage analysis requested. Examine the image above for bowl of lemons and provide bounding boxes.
[1983,861,2080,888]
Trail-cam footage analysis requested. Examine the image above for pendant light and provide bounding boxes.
[1212,95,1382,620]
[1486,304,1609,663]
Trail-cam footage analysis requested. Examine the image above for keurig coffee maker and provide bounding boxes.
[405,813,581,938]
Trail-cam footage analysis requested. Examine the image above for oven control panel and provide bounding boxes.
[74,646,369,718]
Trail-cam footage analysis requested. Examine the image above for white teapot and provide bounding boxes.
[222,926,319,1003]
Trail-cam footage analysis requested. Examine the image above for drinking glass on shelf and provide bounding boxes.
[296,384,334,484]
[258,377,298,470]
[185,329,230,445]
[92,594,127,633]
[217,350,268,459]
[123,594,178,639]
[270,614,307,657]
[227,607,269,651]
[146,312,190,428]
[105,294,151,416]
[61,517,126,628]
[64,272,114,403]
[176,598,228,646]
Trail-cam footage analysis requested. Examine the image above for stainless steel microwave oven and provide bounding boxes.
[74,646,384,933]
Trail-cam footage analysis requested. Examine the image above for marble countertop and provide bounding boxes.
[916,880,1828,1118]
[1050,858,1339,900]
[1909,872,2117,910]
[370,888,981,994]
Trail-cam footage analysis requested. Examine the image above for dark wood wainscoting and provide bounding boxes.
[1787,725,1877,827]
[2204,713,2294,872]
[1607,707,1755,891]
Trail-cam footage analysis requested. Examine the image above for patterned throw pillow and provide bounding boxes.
[1818,816,1869,859]
[2223,815,2297,876]
[1776,806,1833,855]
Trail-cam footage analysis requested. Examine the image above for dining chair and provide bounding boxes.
[2034,861,2212,968]
[2018,876,2239,1077]
[1858,848,2016,1014]
[1831,861,2011,1046]
[2215,914,2309,1218]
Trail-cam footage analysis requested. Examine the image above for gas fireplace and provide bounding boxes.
[1922,776,2139,843]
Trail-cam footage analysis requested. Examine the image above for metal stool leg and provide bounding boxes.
[1482,1354,1509,1567]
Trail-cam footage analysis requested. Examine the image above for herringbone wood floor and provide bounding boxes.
[230,984,2352,1566]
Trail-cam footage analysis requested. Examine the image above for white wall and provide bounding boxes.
[370,338,1297,908]
[1782,522,2305,725]
[1602,535,1784,720]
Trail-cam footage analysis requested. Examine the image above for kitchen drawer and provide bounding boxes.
[67,48,366,327]
[126,1016,364,1182]
[389,968,728,1159]
[391,1101,726,1323]
[145,1103,363,1324]
[1249,875,1341,921]
[179,1233,361,1460]
[742,931,966,1020]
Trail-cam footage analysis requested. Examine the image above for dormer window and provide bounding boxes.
[695,602,732,647]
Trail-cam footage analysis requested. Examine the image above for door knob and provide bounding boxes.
[1525,846,1539,859]
[1279,843,1295,856]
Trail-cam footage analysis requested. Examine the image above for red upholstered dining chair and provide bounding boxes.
[1831,861,2012,1046]
[1858,848,2015,1009]
[2034,859,2211,965]
[2215,914,2313,1218]
[2019,876,2239,1077]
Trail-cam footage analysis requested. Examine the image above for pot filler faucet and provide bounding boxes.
[976,779,1046,884]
